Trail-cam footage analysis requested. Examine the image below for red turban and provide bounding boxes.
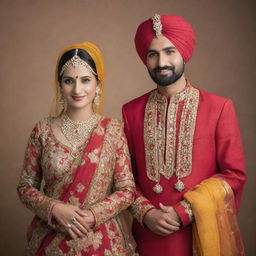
[135,15,195,64]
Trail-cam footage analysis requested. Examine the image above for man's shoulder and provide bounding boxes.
[197,87,230,105]
[122,90,153,113]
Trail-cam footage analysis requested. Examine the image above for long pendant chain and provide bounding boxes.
[61,113,100,158]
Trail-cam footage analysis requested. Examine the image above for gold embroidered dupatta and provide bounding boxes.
[184,178,245,256]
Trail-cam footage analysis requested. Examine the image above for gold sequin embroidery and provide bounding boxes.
[144,86,199,184]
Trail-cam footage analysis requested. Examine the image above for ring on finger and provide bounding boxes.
[66,223,72,229]
[70,217,77,224]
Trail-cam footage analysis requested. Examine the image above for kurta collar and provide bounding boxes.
[155,81,192,104]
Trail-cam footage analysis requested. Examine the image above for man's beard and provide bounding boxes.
[148,63,185,87]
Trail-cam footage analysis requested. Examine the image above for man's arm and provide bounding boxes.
[173,99,246,228]
[122,105,180,235]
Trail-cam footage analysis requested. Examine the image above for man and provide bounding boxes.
[122,14,246,256]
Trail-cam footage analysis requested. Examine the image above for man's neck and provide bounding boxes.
[157,74,186,99]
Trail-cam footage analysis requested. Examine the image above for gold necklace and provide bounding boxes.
[61,112,100,158]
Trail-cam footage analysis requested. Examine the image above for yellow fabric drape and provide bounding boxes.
[51,42,105,116]
[184,178,245,256]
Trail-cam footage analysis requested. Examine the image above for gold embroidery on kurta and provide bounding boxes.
[180,200,194,222]
[144,86,199,188]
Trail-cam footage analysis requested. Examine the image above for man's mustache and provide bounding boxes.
[154,66,175,72]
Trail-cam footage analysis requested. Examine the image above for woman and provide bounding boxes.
[17,42,136,256]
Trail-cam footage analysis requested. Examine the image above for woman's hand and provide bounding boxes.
[52,203,91,239]
[80,210,95,228]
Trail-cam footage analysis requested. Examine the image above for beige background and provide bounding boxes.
[0,0,255,255]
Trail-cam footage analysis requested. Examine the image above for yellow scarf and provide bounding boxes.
[184,178,245,256]
[51,42,105,116]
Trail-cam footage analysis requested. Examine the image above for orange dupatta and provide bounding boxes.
[184,178,245,256]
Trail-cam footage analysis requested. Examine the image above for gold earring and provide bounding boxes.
[59,94,65,110]
[94,86,101,106]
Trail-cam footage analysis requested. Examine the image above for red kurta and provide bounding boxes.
[122,83,246,256]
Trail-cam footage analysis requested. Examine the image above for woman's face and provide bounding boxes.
[60,64,98,111]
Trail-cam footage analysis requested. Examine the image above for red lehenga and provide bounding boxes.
[17,116,136,256]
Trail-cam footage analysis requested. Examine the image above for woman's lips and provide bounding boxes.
[72,96,85,101]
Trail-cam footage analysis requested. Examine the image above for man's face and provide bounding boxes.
[146,36,184,86]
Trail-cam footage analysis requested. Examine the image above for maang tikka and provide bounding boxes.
[60,49,97,76]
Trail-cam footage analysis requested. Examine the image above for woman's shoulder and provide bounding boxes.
[101,116,123,135]
[31,116,55,138]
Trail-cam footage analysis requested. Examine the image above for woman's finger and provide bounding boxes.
[70,224,85,238]
[72,216,89,235]
[74,215,91,233]
[68,227,77,240]
[75,207,88,217]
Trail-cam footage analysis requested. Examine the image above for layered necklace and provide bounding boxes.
[61,112,100,158]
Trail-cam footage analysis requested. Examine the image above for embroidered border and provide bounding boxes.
[180,200,194,222]
[129,196,155,225]
[144,86,199,184]
[176,88,199,179]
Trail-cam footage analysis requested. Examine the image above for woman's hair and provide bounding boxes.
[57,48,98,82]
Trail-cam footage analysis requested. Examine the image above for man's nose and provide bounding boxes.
[157,53,167,67]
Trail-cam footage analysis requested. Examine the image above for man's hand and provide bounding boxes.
[143,204,180,236]
[159,203,181,225]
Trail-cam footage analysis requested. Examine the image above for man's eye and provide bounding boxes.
[148,52,157,58]
[166,50,175,55]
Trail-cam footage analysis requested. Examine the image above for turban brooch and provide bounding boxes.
[135,14,195,64]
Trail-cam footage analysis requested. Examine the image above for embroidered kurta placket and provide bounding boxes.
[144,86,199,193]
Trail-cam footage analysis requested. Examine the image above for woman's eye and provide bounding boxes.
[63,79,73,84]
[82,78,90,83]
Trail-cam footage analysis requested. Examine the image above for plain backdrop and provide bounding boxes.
[0,0,255,255]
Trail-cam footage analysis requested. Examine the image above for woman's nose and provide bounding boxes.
[73,81,81,94]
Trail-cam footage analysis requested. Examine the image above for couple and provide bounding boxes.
[17,15,246,256]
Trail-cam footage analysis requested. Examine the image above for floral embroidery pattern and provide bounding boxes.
[129,196,155,225]
[17,117,135,255]
[180,200,194,222]
[144,86,199,184]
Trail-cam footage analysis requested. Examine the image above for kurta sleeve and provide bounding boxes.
[17,122,58,222]
[173,200,194,227]
[122,107,155,225]
[174,99,246,227]
[89,126,135,228]
[213,99,246,210]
